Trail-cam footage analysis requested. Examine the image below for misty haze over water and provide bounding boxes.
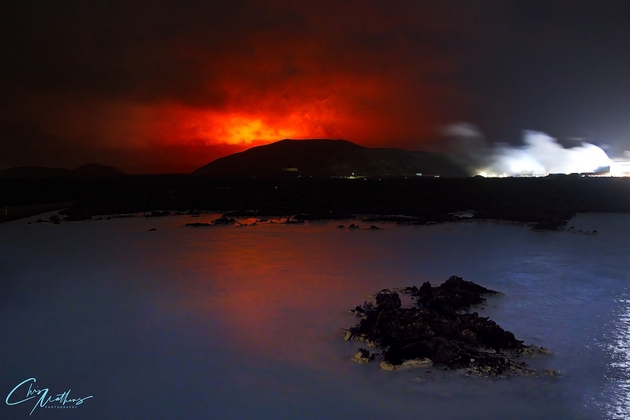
[1,213,629,419]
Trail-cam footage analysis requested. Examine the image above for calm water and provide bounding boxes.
[1,212,629,419]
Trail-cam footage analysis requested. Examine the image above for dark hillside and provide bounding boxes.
[193,139,466,178]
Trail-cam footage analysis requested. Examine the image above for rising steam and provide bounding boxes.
[481,131,611,176]
[440,124,612,177]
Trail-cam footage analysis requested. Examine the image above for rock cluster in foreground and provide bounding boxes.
[344,276,556,378]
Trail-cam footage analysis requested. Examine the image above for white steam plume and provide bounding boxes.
[438,124,612,176]
[480,131,611,176]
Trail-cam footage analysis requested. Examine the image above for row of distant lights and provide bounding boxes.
[477,172,509,178]
[344,171,629,178]
[476,172,599,178]
[476,172,630,178]
[476,171,554,177]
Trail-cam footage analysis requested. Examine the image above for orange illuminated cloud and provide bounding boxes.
[134,1,473,157]
[175,111,322,146]
[145,63,449,152]
[1,1,485,173]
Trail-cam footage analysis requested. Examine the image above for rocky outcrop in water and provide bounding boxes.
[185,222,212,227]
[185,215,238,227]
[145,210,171,217]
[344,276,554,378]
[351,348,375,363]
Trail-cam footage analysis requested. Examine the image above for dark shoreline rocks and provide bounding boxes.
[6,176,630,227]
[185,215,237,227]
[345,276,555,378]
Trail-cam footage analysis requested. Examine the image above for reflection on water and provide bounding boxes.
[602,295,630,419]
[1,213,630,419]
[153,221,418,367]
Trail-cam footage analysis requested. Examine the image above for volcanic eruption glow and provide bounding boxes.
[206,114,304,145]
[147,105,331,149]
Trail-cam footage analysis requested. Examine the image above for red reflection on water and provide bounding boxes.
[173,223,369,365]
[148,220,448,369]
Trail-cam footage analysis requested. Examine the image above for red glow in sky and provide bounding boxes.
[1,1,476,173]
[3,1,630,172]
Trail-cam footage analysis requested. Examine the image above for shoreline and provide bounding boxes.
[7,209,606,237]
[0,201,76,224]
[3,176,630,229]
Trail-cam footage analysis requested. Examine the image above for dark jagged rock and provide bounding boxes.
[185,222,212,227]
[374,289,402,311]
[148,227,157,232]
[236,222,257,227]
[344,276,553,378]
[349,301,375,318]
[145,210,171,217]
[213,216,238,225]
[185,216,238,227]
[412,276,502,316]
[281,217,305,224]
[394,286,419,295]
[351,348,375,364]
[59,205,92,221]
[542,367,561,377]
[368,225,382,230]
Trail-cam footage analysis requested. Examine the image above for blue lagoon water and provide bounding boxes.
[1,213,629,419]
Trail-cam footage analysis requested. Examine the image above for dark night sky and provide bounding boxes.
[2,0,630,173]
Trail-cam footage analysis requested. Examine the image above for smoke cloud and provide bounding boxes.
[0,0,487,172]
[3,2,630,173]
[484,131,611,176]
[441,124,612,176]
